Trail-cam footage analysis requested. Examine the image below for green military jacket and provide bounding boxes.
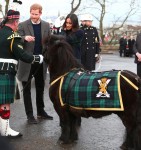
[0,26,34,74]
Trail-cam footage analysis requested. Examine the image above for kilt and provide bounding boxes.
[0,74,16,104]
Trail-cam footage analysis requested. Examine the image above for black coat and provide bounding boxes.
[128,39,135,51]
[81,26,100,71]
[0,26,34,75]
[119,37,127,50]
[60,29,84,61]
[133,33,141,63]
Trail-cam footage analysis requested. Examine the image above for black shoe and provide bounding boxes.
[37,111,53,120]
[7,133,23,139]
[27,116,38,124]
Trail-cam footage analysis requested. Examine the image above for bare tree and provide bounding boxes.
[5,0,10,15]
[93,0,106,43]
[0,4,2,12]
[0,4,4,17]
[92,0,138,44]
[69,0,82,14]
[76,0,139,44]
[0,0,10,16]
[107,0,137,44]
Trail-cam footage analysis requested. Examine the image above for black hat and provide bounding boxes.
[0,9,20,28]
[13,0,22,5]
[7,9,20,20]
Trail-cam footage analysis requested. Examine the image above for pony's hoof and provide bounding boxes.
[70,133,78,141]
[59,140,71,144]
[76,117,81,127]
[120,143,134,150]
[59,136,70,144]
[120,142,127,150]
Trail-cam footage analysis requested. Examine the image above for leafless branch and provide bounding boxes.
[70,0,82,14]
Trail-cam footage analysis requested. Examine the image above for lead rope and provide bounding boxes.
[21,65,41,92]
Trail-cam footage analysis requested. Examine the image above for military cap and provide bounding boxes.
[83,14,93,21]
[6,9,20,20]
[0,9,20,28]
[80,15,85,21]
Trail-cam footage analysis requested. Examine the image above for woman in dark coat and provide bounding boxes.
[61,14,84,63]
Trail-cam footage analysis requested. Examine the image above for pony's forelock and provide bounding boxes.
[48,41,80,75]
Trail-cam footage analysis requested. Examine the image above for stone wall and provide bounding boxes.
[100,45,119,51]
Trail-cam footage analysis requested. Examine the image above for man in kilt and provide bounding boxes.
[0,9,43,138]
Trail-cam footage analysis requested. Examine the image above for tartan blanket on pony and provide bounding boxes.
[59,69,124,111]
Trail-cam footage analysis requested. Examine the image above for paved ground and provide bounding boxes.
[7,51,136,150]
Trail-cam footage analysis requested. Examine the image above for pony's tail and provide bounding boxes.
[133,85,141,149]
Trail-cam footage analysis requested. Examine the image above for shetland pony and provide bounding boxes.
[44,35,141,150]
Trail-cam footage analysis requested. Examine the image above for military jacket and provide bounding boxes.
[0,26,34,74]
[81,26,100,54]
[119,37,127,50]
[81,25,100,71]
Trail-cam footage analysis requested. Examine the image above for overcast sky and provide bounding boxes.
[7,0,70,17]
[1,0,141,27]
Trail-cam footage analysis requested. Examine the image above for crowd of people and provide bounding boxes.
[119,34,135,57]
[118,33,141,87]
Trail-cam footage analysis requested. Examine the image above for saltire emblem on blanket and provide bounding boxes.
[96,78,111,98]
[59,69,124,111]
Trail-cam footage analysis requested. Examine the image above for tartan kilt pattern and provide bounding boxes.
[61,70,122,110]
[0,74,16,104]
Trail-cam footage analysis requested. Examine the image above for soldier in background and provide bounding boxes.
[119,35,124,57]
[123,35,128,57]
[81,14,100,71]
[119,35,127,57]
[128,35,135,57]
